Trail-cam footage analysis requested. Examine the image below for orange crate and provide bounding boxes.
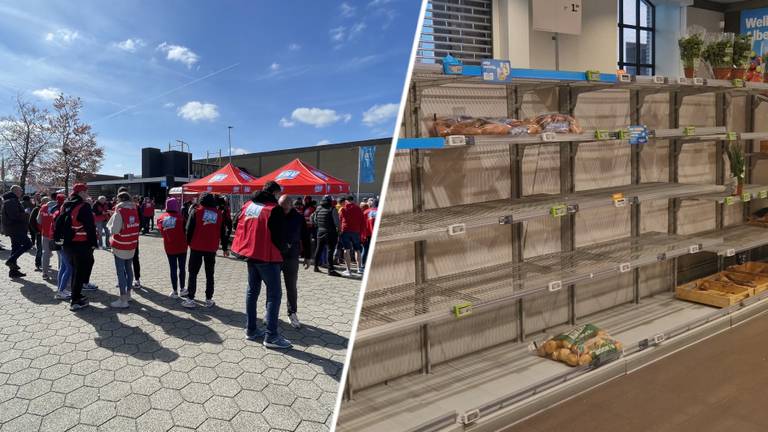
[708,271,768,295]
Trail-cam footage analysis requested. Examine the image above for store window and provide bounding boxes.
[618,0,655,75]
[418,0,492,65]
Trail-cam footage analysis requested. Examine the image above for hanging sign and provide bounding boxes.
[741,8,768,80]
[533,0,582,35]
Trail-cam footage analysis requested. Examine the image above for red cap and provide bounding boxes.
[73,183,87,193]
[56,194,65,204]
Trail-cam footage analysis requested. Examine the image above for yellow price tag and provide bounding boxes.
[453,303,472,318]
[724,196,735,205]
[742,192,752,202]
[683,126,696,136]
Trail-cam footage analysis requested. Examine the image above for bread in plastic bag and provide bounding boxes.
[533,113,583,134]
[534,324,623,367]
[425,115,540,137]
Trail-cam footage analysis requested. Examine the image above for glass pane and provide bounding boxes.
[622,0,637,26]
[623,28,637,65]
[639,30,653,65]
[625,65,638,76]
[639,67,652,76]
[640,0,652,27]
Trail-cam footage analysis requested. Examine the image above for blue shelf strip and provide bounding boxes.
[396,138,445,149]
[446,67,617,83]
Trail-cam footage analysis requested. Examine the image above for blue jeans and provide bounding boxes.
[246,262,282,341]
[57,251,72,292]
[114,256,134,296]
[167,253,187,292]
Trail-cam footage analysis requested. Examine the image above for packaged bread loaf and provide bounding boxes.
[425,115,542,137]
[534,324,623,367]
[533,113,583,134]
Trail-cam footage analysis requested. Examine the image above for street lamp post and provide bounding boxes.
[227,126,233,164]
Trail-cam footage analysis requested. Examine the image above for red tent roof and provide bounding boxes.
[254,159,350,195]
[183,163,260,194]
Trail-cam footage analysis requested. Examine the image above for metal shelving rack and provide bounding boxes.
[341,64,768,425]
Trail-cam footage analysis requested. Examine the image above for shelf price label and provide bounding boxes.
[742,192,752,202]
[453,302,473,319]
[652,75,665,84]
[448,223,466,236]
[548,280,563,292]
[683,126,696,136]
[612,192,627,207]
[677,77,690,85]
[619,262,631,273]
[732,79,745,88]
[724,196,735,205]
[628,126,649,145]
[689,244,701,254]
[759,190,768,199]
[726,248,736,257]
[594,130,610,140]
[726,132,738,141]
[550,204,568,217]
[618,73,631,83]
[541,132,558,142]
[657,253,667,261]
[654,333,666,344]
[585,70,601,81]
[693,77,704,85]
[446,135,468,146]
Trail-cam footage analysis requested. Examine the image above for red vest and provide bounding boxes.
[111,207,140,250]
[70,203,88,243]
[158,212,187,255]
[232,201,283,263]
[40,204,55,239]
[190,206,222,253]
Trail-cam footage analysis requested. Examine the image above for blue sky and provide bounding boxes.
[0,0,419,175]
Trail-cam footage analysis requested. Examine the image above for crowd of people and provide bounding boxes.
[0,182,378,350]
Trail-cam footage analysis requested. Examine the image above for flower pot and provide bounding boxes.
[713,67,732,80]
[732,68,746,80]
[736,180,744,196]
[684,67,695,78]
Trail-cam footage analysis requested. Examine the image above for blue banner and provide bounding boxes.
[742,8,768,58]
[359,146,376,184]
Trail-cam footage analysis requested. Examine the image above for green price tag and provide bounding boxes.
[683,126,696,136]
[742,192,752,202]
[550,204,567,217]
[453,302,472,318]
[759,190,768,199]
[724,196,735,205]
[586,70,601,81]
[726,132,737,141]
[617,129,629,140]
[733,79,744,88]
[595,130,610,140]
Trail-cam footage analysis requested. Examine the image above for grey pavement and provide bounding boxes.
[0,233,360,431]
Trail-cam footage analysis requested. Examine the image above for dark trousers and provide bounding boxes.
[34,233,42,268]
[132,244,141,279]
[8,233,32,265]
[167,252,187,292]
[65,243,94,303]
[314,232,337,271]
[281,257,299,314]
[187,250,215,300]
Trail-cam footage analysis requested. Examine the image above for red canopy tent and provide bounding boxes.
[254,159,350,195]
[183,163,260,194]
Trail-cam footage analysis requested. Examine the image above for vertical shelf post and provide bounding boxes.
[669,91,681,290]
[507,85,526,342]
[630,89,642,304]
[559,85,577,325]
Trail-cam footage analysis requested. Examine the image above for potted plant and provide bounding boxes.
[703,36,734,80]
[725,142,746,196]
[679,33,704,78]
[732,33,753,80]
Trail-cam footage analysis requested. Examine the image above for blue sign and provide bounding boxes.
[742,8,768,60]
[160,180,167,188]
[628,126,649,145]
[359,146,376,184]
[275,170,300,180]
[481,59,512,83]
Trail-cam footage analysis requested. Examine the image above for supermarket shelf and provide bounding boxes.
[687,184,768,204]
[341,292,740,432]
[357,232,720,341]
[377,182,725,244]
[701,224,768,256]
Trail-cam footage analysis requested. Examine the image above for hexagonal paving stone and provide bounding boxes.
[0,398,29,423]
[135,409,174,432]
[51,374,84,393]
[39,364,71,381]
[1,413,42,432]
[203,395,240,421]
[7,367,40,386]
[230,411,271,432]
[131,376,162,395]
[65,386,99,408]
[99,416,137,432]
[99,381,132,402]
[209,377,240,397]
[16,379,52,400]
[263,383,298,406]
[160,371,190,390]
[262,404,302,430]
[171,402,208,429]
[116,393,151,418]
[114,365,143,382]
[83,369,114,387]
[142,362,171,377]
[286,363,318,381]
[233,389,269,413]
[292,398,330,423]
[295,421,330,432]
[188,366,218,384]
[236,372,268,392]
[213,362,244,379]
[288,379,324,400]
[39,406,79,432]
[149,388,183,411]
[79,400,116,426]
[197,418,235,432]
[27,392,65,416]
[179,382,213,404]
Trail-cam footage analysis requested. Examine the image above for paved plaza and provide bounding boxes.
[0,233,359,431]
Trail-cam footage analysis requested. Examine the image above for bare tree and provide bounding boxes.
[0,95,52,191]
[48,94,103,193]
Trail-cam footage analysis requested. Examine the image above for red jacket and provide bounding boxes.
[111,207,140,250]
[362,207,378,242]
[157,211,188,255]
[142,203,155,218]
[188,206,223,253]
[232,201,283,263]
[339,202,364,234]
[40,204,55,239]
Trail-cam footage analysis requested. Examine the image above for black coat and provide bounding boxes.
[1,192,27,237]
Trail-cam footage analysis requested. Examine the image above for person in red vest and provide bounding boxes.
[232,181,291,349]
[338,195,365,276]
[141,198,155,233]
[107,192,140,308]
[181,193,228,308]
[37,194,56,279]
[157,197,188,299]
[54,183,97,311]
[92,196,111,250]
[361,198,378,271]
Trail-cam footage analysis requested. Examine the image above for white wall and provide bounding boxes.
[687,6,724,34]
[492,0,530,67]
[655,3,685,77]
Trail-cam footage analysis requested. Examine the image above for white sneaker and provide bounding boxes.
[181,298,196,308]
[55,291,71,300]
[179,289,189,297]
[133,279,141,288]
[289,313,301,329]
[204,299,215,308]
[110,298,129,309]
[357,267,365,274]
[341,270,352,277]
[169,291,179,299]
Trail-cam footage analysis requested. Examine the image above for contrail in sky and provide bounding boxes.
[97,62,240,122]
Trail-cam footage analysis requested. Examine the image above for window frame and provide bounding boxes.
[618,0,656,75]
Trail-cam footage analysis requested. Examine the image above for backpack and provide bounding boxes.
[53,203,82,247]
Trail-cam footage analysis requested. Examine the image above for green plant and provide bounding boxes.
[679,34,704,69]
[733,33,753,68]
[725,142,745,180]
[702,38,734,69]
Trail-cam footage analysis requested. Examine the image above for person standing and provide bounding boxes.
[127,192,143,288]
[338,195,365,276]
[107,192,139,308]
[29,198,43,272]
[278,196,311,329]
[2,185,32,278]
[51,194,72,299]
[182,193,228,308]
[232,181,291,349]
[37,195,56,279]
[55,183,97,311]
[157,197,188,298]
[93,196,111,250]
[362,198,378,269]
[311,195,341,276]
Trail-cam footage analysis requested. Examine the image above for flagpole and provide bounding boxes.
[356,147,361,202]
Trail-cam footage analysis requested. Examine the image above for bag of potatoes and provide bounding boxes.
[534,324,623,367]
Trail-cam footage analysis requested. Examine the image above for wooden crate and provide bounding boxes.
[727,261,768,277]
[676,279,753,308]
[708,271,768,295]
[747,218,768,228]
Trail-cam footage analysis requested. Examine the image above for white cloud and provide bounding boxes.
[330,26,346,42]
[340,2,355,17]
[231,147,249,155]
[32,87,61,101]
[115,38,145,52]
[362,103,399,126]
[177,101,219,122]
[349,22,366,40]
[368,0,393,6]
[45,28,79,45]
[163,102,175,108]
[157,42,200,68]
[270,63,280,71]
[288,108,351,128]
[288,43,301,51]
[279,117,295,128]
[316,139,332,146]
